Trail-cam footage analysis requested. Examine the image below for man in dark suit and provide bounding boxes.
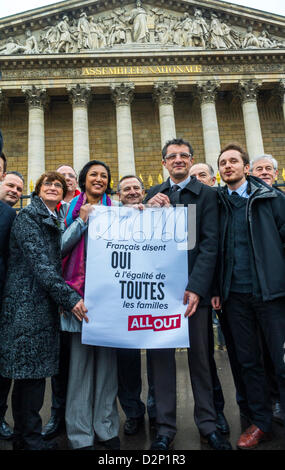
[144,138,231,450]
[0,130,16,440]
[116,175,156,436]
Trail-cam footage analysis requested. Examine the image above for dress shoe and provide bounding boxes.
[76,445,95,450]
[41,414,65,440]
[17,441,58,451]
[216,412,230,434]
[0,418,13,440]
[98,436,120,450]
[124,416,144,435]
[272,401,284,425]
[32,441,58,451]
[13,438,25,451]
[237,424,272,450]
[200,430,232,450]
[150,434,173,450]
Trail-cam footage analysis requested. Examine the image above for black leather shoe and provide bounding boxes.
[41,414,65,440]
[0,418,13,440]
[272,401,284,425]
[124,416,144,435]
[31,441,58,451]
[12,438,25,451]
[216,412,230,434]
[98,436,120,450]
[150,434,173,450]
[201,430,232,450]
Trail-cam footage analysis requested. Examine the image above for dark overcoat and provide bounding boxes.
[144,176,219,306]
[216,176,285,302]
[0,194,81,379]
[0,200,16,301]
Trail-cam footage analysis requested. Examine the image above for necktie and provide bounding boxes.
[229,191,246,208]
[171,184,180,193]
[169,184,181,204]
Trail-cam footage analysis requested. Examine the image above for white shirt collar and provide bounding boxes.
[169,175,191,190]
[227,180,250,198]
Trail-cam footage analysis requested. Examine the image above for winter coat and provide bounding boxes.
[0,193,81,379]
[216,176,285,302]
[0,201,16,302]
[144,176,219,305]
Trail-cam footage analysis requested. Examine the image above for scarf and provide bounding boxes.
[62,191,112,298]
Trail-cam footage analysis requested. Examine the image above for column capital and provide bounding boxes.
[237,79,262,103]
[153,81,177,106]
[67,83,92,107]
[194,80,220,104]
[22,85,49,109]
[110,82,135,106]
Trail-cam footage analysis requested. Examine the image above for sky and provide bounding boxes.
[0,0,284,19]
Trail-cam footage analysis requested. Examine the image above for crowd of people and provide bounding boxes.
[0,130,284,451]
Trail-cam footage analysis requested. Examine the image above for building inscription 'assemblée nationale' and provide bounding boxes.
[0,0,284,191]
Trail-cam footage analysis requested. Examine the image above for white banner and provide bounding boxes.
[82,205,190,349]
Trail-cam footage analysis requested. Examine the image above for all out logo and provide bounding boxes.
[128,314,181,332]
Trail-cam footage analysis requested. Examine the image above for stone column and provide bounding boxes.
[195,80,221,172]
[153,81,177,180]
[0,89,7,116]
[22,85,48,193]
[238,79,264,158]
[111,82,135,177]
[67,84,92,175]
[277,79,285,122]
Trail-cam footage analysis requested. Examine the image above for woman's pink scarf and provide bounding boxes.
[62,192,112,298]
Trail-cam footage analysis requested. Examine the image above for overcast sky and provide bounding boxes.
[0,0,284,18]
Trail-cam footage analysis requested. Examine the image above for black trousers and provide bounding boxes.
[207,308,225,413]
[224,293,285,432]
[50,331,70,418]
[12,377,46,450]
[217,310,250,416]
[150,306,217,439]
[0,375,12,419]
[117,349,156,420]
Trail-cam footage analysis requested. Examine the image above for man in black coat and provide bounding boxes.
[212,143,285,450]
[0,201,16,306]
[0,198,16,441]
[0,130,15,440]
[144,138,232,450]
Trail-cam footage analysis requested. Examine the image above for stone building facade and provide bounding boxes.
[0,0,284,192]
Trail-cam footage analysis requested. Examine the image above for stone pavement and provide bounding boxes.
[1,348,285,452]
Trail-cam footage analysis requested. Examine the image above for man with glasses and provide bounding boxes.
[56,165,80,204]
[144,138,232,450]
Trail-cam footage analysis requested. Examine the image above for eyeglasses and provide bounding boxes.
[164,152,192,161]
[60,173,76,179]
[42,181,63,189]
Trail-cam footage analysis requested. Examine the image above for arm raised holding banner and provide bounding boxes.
[59,159,121,451]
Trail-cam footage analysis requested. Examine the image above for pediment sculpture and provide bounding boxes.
[0,0,284,55]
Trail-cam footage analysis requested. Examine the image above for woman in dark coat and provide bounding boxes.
[0,171,88,451]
